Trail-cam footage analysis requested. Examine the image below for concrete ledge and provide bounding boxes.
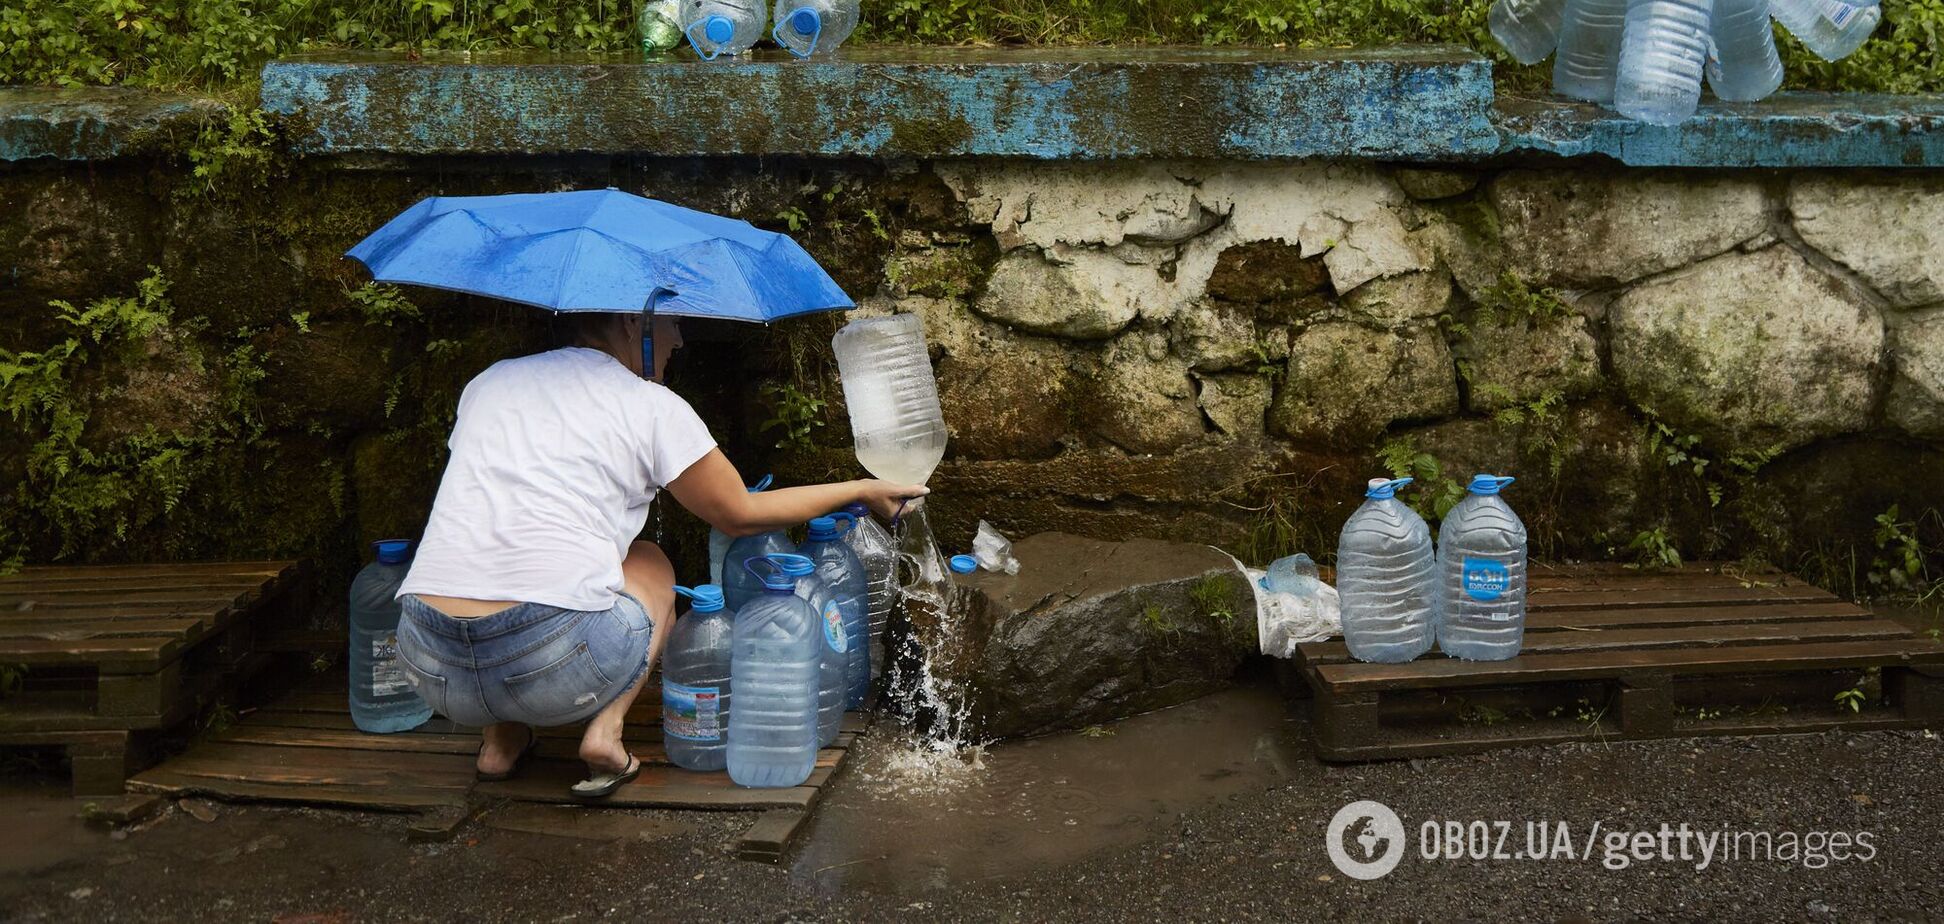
[1497,92,1944,167]
[0,87,225,161]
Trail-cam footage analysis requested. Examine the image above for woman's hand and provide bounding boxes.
[856,479,929,522]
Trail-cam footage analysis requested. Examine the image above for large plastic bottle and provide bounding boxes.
[1770,0,1880,61]
[723,527,796,612]
[776,554,844,748]
[709,474,773,587]
[801,514,871,708]
[349,540,431,733]
[1707,0,1786,101]
[1615,0,1715,125]
[839,502,897,680]
[1336,479,1438,665]
[1437,475,1530,662]
[1554,0,1631,102]
[726,554,821,788]
[663,584,734,772]
[831,314,947,488]
[680,0,765,59]
[771,0,859,57]
[638,0,685,52]
[1491,0,1569,65]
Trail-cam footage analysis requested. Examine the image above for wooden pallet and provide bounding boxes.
[1293,562,1944,761]
[128,670,862,861]
[0,560,311,794]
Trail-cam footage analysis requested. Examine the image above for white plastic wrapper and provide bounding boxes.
[972,520,1020,574]
[1214,551,1341,658]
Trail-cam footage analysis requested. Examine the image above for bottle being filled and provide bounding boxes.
[1336,479,1438,664]
[1436,475,1529,661]
[838,501,898,680]
[726,555,821,788]
[349,539,433,733]
[663,585,734,772]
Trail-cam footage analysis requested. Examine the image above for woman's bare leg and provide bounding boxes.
[477,721,533,776]
[579,540,677,774]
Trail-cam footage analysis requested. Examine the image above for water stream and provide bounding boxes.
[875,502,986,783]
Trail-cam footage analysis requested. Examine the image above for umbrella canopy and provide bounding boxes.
[345,188,853,321]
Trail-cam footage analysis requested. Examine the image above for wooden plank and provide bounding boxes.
[1528,601,1869,630]
[476,760,819,810]
[737,809,809,862]
[212,724,681,767]
[1300,618,1911,664]
[0,574,287,594]
[1316,638,1944,693]
[0,601,236,621]
[0,615,208,642]
[0,588,260,610]
[0,578,272,605]
[1312,712,1926,761]
[11,561,297,582]
[0,636,181,669]
[1530,584,1837,612]
[127,773,463,813]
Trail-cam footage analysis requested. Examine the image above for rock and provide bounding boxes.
[1391,167,1481,201]
[1792,174,1944,310]
[1269,321,1459,447]
[1756,439,1944,554]
[1457,313,1603,411]
[1196,373,1274,438]
[255,321,396,431]
[0,171,162,325]
[956,532,1257,739]
[1089,332,1206,454]
[1172,300,1261,371]
[1887,312,1944,438]
[1491,170,1768,288]
[1203,239,1330,306]
[974,248,1144,340]
[1609,246,1883,453]
[885,242,997,301]
[937,332,1076,461]
[1341,267,1453,324]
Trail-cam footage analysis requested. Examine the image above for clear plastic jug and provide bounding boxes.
[772,0,859,57]
[663,584,733,772]
[832,314,947,488]
[726,555,821,788]
[681,0,764,59]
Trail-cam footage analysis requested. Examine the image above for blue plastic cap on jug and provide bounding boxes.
[703,15,733,43]
[1467,474,1517,495]
[788,7,820,34]
[842,502,868,518]
[1365,477,1414,500]
[806,516,846,541]
[949,554,978,574]
[374,539,412,564]
[673,584,726,612]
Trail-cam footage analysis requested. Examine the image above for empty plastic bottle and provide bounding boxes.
[723,528,796,612]
[839,502,897,680]
[638,0,685,52]
[832,314,947,488]
[663,585,734,772]
[1770,0,1880,61]
[1616,0,1715,125]
[1437,475,1529,662]
[350,540,433,733]
[1336,479,1438,664]
[727,554,821,788]
[709,474,773,587]
[681,0,764,59]
[1707,0,1786,101]
[1492,0,1570,65]
[777,554,844,748]
[1554,0,1631,102]
[802,515,871,709]
[1261,553,1321,596]
[772,0,859,57]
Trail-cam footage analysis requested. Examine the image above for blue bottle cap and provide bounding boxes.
[374,539,412,564]
[842,502,869,518]
[949,554,978,574]
[674,584,725,613]
[789,7,820,34]
[1365,477,1414,500]
[806,515,843,541]
[704,15,733,44]
[1468,474,1517,495]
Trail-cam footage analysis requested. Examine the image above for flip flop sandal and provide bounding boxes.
[570,754,641,800]
[475,728,540,783]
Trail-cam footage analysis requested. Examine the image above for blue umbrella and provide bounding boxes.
[345,188,853,375]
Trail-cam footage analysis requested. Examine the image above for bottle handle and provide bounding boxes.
[685,19,726,61]
[750,473,774,492]
[772,8,822,58]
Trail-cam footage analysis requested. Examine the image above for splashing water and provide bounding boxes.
[875,501,986,787]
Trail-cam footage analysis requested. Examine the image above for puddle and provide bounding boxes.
[792,684,1306,894]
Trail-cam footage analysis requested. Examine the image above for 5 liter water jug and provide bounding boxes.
[772,0,859,57]
[839,502,897,680]
[1261,553,1321,596]
[723,527,796,612]
[349,540,433,733]
[681,0,764,59]
[664,584,734,772]
[1707,0,1785,101]
[832,314,947,488]
[1437,475,1529,661]
[727,555,821,788]
[1491,0,1569,65]
[1615,0,1714,125]
[1770,0,1880,61]
[1337,479,1438,664]
[639,0,685,51]
[776,554,844,747]
[1554,0,1630,101]
[802,515,871,708]
[710,474,774,587]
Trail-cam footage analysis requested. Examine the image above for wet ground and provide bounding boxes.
[3,680,1943,921]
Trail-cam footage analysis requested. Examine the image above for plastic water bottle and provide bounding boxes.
[1707,0,1786,101]
[638,0,685,52]
[1491,0,1569,65]
[1770,0,1880,61]
[727,554,821,788]
[680,0,764,59]
[1615,0,1714,125]
[663,585,734,772]
[832,314,947,488]
[772,0,858,57]
[776,554,844,748]
[801,515,871,709]
[1554,0,1630,101]
[1261,553,1320,596]
[1437,475,1529,661]
[723,528,796,612]
[1336,479,1438,664]
[348,540,432,733]
[709,474,774,587]
[839,502,897,680]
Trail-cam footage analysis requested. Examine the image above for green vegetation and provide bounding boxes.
[1626,526,1683,571]
[1376,438,1466,522]
[1473,272,1573,328]
[758,382,828,453]
[1188,575,1239,625]
[1868,504,1940,600]
[3,0,1940,93]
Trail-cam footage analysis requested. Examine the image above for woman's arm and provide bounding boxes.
[666,449,927,538]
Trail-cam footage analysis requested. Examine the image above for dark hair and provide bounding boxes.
[556,311,628,348]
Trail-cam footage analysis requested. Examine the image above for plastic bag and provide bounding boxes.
[972,520,1020,574]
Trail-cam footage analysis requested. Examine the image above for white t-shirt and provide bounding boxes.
[399,347,716,611]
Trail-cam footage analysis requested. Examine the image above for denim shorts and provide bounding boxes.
[395,593,652,728]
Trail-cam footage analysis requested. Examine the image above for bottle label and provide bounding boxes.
[1461,557,1512,602]
[822,601,847,653]
[372,635,411,697]
[1823,1,1860,27]
[662,682,722,741]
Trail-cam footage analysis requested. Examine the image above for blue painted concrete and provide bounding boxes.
[0,87,224,161]
[1496,92,1944,167]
